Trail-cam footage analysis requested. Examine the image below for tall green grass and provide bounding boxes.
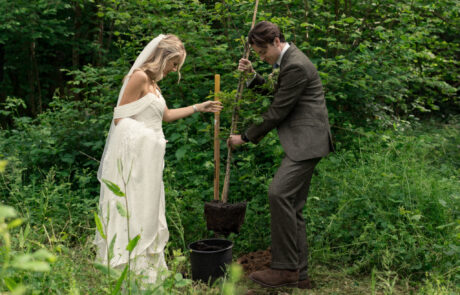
[1,118,458,293]
[307,119,459,280]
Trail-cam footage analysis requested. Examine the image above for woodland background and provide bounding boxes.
[0,0,459,294]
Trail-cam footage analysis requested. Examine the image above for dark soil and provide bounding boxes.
[204,201,247,235]
[237,248,271,276]
[192,241,226,252]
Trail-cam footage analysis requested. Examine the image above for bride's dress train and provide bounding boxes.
[94,92,169,284]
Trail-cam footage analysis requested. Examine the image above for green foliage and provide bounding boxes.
[151,250,193,294]
[102,179,126,197]
[0,0,459,293]
[305,120,460,279]
[2,0,459,125]
[222,263,244,295]
[164,118,460,285]
[314,0,460,127]
[0,162,57,294]
[125,235,140,252]
[114,265,128,295]
[0,159,97,243]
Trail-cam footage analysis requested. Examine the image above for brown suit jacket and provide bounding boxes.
[245,44,334,161]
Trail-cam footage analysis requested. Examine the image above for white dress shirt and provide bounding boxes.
[274,43,290,68]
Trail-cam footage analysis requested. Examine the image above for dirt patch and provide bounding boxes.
[204,201,247,235]
[237,248,271,276]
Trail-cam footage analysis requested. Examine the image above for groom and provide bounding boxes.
[228,21,334,289]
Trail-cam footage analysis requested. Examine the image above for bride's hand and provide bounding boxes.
[197,101,223,113]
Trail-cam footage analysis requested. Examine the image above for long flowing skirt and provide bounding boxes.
[94,118,169,284]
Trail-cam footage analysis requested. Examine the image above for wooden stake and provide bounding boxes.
[213,74,221,201]
[221,0,259,203]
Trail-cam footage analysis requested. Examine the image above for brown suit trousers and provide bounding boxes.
[269,156,320,280]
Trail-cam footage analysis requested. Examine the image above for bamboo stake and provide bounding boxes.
[213,74,221,201]
[221,0,259,203]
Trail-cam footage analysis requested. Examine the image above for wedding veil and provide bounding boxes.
[97,34,167,180]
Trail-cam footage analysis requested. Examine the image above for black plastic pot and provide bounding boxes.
[188,238,233,283]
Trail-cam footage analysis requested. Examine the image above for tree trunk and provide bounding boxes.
[0,44,5,103]
[97,19,104,66]
[105,20,115,54]
[73,1,82,68]
[303,0,310,55]
[333,0,340,56]
[72,1,82,100]
[221,0,230,39]
[95,0,104,66]
[334,0,339,21]
[30,41,42,113]
[284,3,296,43]
[105,2,118,54]
[28,42,36,116]
[221,0,259,203]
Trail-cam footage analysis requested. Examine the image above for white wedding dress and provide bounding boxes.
[94,91,169,284]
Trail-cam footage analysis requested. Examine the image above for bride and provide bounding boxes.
[94,34,222,284]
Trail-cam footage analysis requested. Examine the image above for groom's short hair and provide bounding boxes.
[248,21,285,48]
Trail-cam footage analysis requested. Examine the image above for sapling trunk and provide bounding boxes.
[221,0,259,203]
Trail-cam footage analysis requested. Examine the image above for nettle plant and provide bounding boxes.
[0,160,57,294]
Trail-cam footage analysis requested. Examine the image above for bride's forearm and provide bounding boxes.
[163,105,197,122]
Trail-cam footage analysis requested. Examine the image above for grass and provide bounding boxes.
[305,118,460,280]
[239,265,458,295]
[1,118,459,294]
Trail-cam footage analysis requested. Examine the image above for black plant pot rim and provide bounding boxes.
[188,238,233,254]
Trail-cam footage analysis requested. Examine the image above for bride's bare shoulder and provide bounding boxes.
[120,70,149,106]
[129,70,149,85]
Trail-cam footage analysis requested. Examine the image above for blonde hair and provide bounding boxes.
[128,34,186,84]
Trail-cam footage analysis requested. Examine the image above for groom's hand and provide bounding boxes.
[238,58,254,74]
[228,134,245,149]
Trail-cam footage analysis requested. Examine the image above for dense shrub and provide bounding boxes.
[0,0,459,292]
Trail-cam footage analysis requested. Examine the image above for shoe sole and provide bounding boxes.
[249,276,298,288]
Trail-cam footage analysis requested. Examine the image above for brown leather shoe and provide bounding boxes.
[249,268,298,288]
[297,277,313,289]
